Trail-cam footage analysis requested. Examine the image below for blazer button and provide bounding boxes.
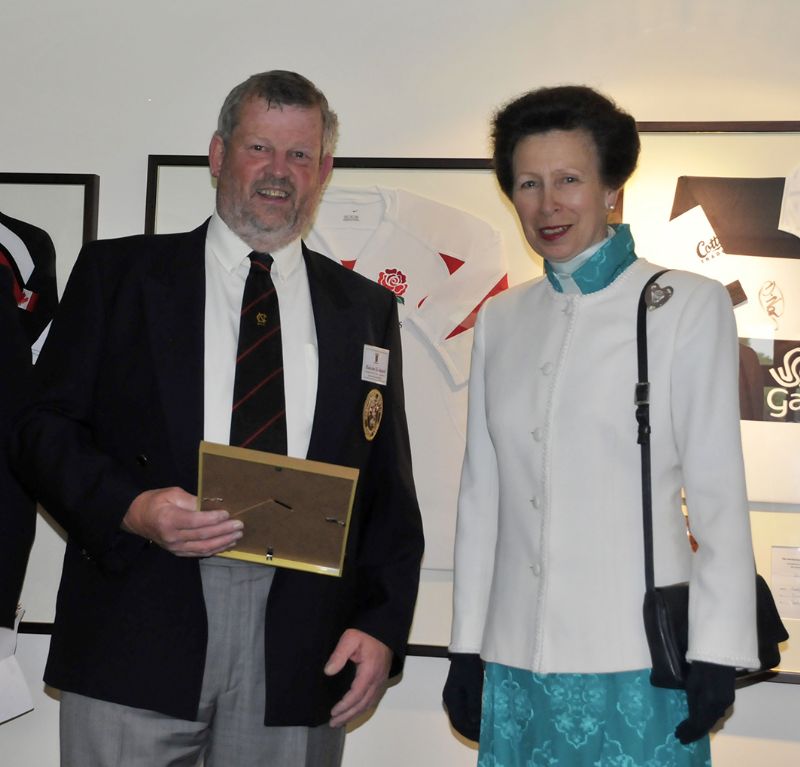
[136,454,149,467]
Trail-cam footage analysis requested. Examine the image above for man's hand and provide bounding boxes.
[122,487,243,557]
[325,628,392,727]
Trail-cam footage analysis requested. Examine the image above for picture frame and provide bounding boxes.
[0,172,99,299]
[198,441,359,577]
[144,156,525,654]
[625,123,800,506]
[2,172,99,632]
[750,509,800,682]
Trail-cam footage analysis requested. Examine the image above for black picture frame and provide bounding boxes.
[1,172,99,634]
[0,172,99,296]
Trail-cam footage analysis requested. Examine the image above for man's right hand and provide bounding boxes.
[122,487,243,557]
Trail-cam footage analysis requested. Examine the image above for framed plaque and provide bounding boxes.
[198,441,359,576]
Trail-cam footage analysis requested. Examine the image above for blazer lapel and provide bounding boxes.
[143,223,207,487]
[303,245,364,463]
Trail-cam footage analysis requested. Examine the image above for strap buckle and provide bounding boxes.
[634,382,650,406]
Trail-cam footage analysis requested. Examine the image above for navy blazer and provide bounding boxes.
[12,222,423,725]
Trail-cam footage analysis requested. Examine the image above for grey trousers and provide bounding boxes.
[60,560,345,767]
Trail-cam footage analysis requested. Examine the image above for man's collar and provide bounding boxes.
[207,210,304,279]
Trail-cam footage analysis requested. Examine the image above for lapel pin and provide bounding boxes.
[362,388,384,441]
[646,282,673,310]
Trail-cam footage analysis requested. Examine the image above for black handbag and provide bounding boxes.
[635,271,789,690]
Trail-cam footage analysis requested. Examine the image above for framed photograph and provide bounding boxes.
[0,172,99,299]
[623,122,800,504]
[199,441,358,577]
[145,156,526,654]
[750,510,800,680]
[2,173,99,630]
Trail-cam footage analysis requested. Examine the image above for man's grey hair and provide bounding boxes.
[216,70,339,156]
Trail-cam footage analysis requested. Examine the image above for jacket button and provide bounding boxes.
[136,454,149,467]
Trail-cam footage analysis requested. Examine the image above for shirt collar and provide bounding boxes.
[207,210,304,280]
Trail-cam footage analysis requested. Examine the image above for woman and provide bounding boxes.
[444,86,759,765]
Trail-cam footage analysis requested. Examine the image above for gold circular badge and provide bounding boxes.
[362,388,384,442]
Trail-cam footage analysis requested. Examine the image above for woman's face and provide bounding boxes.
[511,129,619,264]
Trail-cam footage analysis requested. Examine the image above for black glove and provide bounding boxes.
[442,653,484,741]
[675,661,735,744]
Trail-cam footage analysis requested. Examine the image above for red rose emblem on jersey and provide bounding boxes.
[378,268,408,299]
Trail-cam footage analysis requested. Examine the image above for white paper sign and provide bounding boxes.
[0,609,33,724]
[771,546,800,620]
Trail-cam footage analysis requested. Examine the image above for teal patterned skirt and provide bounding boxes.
[479,663,711,766]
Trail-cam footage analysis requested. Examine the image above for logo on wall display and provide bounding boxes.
[758,280,785,330]
[738,339,800,422]
[377,268,408,304]
[695,234,724,263]
[767,347,800,420]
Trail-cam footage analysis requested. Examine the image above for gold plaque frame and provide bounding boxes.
[198,441,359,577]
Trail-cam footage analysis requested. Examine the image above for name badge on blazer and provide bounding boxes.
[361,345,389,385]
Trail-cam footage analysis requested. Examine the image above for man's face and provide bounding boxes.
[209,97,333,252]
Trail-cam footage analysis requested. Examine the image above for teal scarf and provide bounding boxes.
[545,224,637,295]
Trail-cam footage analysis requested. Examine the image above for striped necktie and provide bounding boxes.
[229,251,287,454]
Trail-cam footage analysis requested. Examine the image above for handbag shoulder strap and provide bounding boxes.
[636,270,670,594]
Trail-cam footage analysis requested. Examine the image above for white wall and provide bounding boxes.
[2,1,800,764]
[3,0,799,241]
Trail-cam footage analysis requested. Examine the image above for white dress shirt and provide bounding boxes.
[203,212,318,459]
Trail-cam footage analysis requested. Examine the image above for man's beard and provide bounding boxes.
[218,177,320,253]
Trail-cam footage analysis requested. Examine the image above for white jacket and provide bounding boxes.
[450,258,760,673]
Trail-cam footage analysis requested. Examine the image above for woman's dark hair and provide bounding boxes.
[492,85,640,197]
